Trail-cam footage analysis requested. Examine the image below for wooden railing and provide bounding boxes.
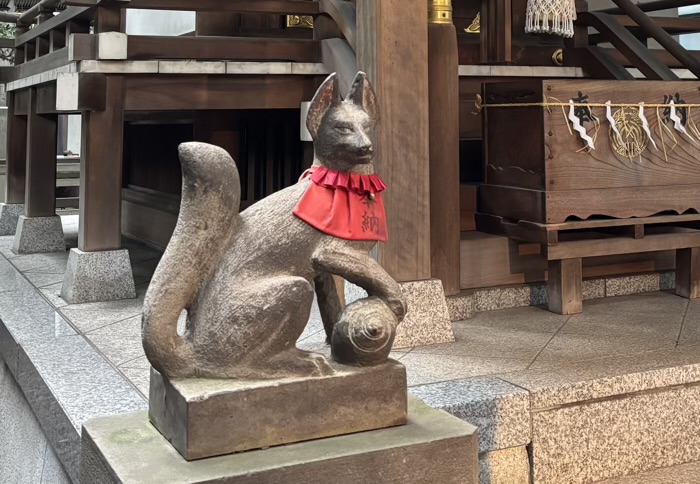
[4,0,360,83]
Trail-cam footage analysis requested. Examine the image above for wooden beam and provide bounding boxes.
[66,0,320,14]
[5,93,28,205]
[428,19,461,295]
[127,36,320,63]
[79,75,125,252]
[676,247,700,299]
[124,76,317,111]
[576,12,678,80]
[15,7,94,48]
[356,0,431,282]
[318,0,356,51]
[25,88,58,218]
[547,231,700,260]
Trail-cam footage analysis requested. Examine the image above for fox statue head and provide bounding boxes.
[306,72,379,173]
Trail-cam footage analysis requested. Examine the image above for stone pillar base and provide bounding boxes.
[12,215,65,254]
[346,279,455,349]
[61,248,136,304]
[80,398,478,484]
[0,203,24,236]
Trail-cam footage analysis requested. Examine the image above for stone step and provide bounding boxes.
[595,460,700,484]
[411,341,700,484]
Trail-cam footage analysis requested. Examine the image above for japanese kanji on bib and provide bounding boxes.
[293,165,388,242]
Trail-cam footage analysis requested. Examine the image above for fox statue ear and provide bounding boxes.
[307,73,342,139]
[346,72,378,124]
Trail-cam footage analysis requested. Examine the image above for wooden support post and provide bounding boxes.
[676,247,700,299]
[5,92,27,205]
[428,0,461,296]
[480,0,512,64]
[356,0,432,282]
[25,88,58,218]
[79,76,124,252]
[95,6,126,33]
[548,258,583,315]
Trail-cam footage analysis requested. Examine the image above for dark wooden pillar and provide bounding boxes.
[356,0,432,283]
[480,0,512,64]
[548,258,583,315]
[95,5,126,33]
[194,11,242,189]
[79,76,125,252]
[25,88,57,218]
[5,92,27,205]
[428,0,461,295]
[676,248,700,299]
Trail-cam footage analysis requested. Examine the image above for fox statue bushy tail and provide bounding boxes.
[142,143,242,378]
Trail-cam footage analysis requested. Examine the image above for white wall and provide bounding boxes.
[125,9,196,36]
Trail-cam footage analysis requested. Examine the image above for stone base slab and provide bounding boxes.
[81,398,479,484]
[0,203,23,236]
[149,360,408,460]
[61,248,136,304]
[12,215,65,254]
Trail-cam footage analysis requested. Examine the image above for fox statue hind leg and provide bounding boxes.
[142,142,242,379]
[191,275,334,379]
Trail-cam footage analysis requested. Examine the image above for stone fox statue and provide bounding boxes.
[142,72,407,380]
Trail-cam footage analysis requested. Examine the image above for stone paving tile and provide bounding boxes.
[530,331,677,370]
[562,292,687,338]
[119,366,150,398]
[410,322,554,361]
[461,305,570,333]
[400,352,530,387]
[85,316,145,367]
[677,299,700,345]
[39,282,69,308]
[595,460,700,484]
[59,308,142,334]
[23,272,66,288]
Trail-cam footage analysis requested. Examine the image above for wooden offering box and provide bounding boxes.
[480,79,700,224]
[479,80,700,315]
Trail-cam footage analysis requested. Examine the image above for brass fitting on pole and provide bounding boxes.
[428,0,453,25]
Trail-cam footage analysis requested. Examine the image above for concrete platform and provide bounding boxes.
[3,215,700,483]
[81,399,478,484]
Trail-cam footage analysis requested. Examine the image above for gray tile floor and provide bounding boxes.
[3,215,700,399]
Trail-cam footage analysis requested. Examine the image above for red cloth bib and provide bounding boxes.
[293,165,388,242]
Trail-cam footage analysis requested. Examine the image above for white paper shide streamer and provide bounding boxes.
[606,101,623,145]
[568,101,595,150]
[669,100,696,144]
[638,103,657,150]
[525,0,576,37]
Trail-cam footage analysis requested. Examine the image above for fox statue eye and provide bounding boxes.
[335,125,353,134]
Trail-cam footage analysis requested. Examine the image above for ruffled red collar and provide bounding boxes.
[294,165,388,242]
[304,165,387,195]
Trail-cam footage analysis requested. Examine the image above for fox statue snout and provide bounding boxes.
[142,72,406,380]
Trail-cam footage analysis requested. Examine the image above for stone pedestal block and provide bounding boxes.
[149,360,408,460]
[0,203,23,236]
[12,215,65,254]
[395,279,455,348]
[61,249,136,304]
[81,398,479,484]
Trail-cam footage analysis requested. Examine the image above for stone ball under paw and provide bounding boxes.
[331,297,398,366]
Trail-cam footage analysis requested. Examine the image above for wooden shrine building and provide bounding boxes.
[1,0,700,315]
